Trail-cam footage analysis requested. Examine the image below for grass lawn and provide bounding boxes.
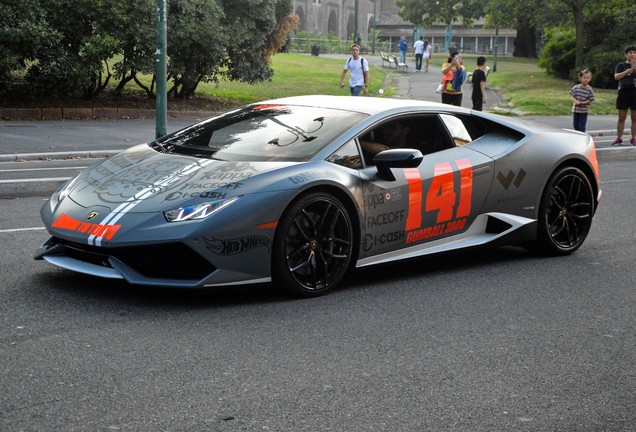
[188,53,616,116]
[428,54,616,116]
[194,54,391,103]
[17,52,613,116]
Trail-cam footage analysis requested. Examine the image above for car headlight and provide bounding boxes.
[49,174,81,209]
[163,196,241,222]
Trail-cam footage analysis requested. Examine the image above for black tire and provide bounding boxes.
[536,166,594,255]
[272,192,354,297]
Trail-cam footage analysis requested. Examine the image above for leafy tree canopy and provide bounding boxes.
[0,0,297,99]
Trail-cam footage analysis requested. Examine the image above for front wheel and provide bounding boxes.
[272,192,354,297]
[536,166,594,255]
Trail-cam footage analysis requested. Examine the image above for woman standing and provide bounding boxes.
[422,39,432,72]
[441,51,465,106]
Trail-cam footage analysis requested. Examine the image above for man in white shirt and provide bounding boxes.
[413,36,425,72]
[340,44,369,96]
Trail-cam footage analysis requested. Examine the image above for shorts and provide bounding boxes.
[442,92,462,106]
[616,88,636,110]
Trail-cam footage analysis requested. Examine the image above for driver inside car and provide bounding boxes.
[360,121,412,157]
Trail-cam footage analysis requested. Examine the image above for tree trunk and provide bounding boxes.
[513,24,538,58]
[572,3,585,67]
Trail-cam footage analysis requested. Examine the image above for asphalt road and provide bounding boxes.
[0,155,635,432]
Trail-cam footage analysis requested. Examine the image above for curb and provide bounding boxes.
[0,150,119,162]
[0,107,218,121]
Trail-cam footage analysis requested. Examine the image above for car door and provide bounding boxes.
[358,113,495,258]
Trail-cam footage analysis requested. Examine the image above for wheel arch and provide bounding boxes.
[276,184,362,265]
[549,157,600,212]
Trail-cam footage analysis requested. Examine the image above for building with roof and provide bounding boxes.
[292,0,516,55]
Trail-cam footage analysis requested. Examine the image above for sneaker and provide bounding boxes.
[612,138,623,146]
[631,138,636,146]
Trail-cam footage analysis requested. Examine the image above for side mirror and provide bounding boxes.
[373,148,423,181]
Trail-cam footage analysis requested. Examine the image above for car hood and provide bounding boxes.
[68,144,296,212]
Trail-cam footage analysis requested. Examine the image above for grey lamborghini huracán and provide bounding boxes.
[35,96,601,297]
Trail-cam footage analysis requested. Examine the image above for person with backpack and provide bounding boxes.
[340,44,369,96]
[441,51,465,106]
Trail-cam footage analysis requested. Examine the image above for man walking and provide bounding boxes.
[340,44,369,96]
[414,36,424,72]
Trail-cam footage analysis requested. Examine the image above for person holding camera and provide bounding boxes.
[441,51,465,106]
[612,46,636,145]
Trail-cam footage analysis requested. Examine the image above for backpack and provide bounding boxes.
[451,67,467,92]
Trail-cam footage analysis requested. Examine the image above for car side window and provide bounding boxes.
[327,139,363,169]
[357,115,457,164]
[440,114,473,146]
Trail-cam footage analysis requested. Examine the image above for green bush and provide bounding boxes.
[538,26,576,80]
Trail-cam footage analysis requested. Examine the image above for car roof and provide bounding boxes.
[254,95,460,117]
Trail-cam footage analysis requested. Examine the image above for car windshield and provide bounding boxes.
[155,104,367,162]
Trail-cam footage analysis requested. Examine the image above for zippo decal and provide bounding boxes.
[52,213,121,241]
[405,158,473,244]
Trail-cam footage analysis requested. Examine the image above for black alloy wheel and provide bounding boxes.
[273,192,353,297]
[537,166,595,255]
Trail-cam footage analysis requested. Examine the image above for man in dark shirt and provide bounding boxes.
[471,57,488,111]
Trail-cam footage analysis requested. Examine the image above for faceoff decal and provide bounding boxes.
[404,158,473,244]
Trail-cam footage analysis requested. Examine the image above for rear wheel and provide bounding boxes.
[272,192,353,297]
[536,166,594,255]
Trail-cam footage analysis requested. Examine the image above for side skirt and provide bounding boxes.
[356,213,535,268]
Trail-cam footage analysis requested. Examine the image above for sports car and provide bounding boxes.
[35,95,601,297]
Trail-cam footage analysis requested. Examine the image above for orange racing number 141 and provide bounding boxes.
[404,158,473,236]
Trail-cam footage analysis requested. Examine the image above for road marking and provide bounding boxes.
[0,177,71,183]
[0,227,46,233]
[0,167,86,173]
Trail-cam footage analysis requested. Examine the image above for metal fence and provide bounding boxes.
[290,37,513,57]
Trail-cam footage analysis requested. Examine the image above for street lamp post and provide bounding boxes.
[372,0,376,54]
[493,22,499,72]
[155,0,167,138]
[354,0,358,44]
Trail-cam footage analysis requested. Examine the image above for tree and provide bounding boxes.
[166,0,228,98]
[15,0,122,99]
[1,0,297,100]
[396,0,482,29]
[0,0,62,96]
[103,0,156,96]
[484,0,545,58]
[559,0,589,67]
[218,0,298,84]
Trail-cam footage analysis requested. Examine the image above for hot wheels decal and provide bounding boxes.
[205,236,271,255]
